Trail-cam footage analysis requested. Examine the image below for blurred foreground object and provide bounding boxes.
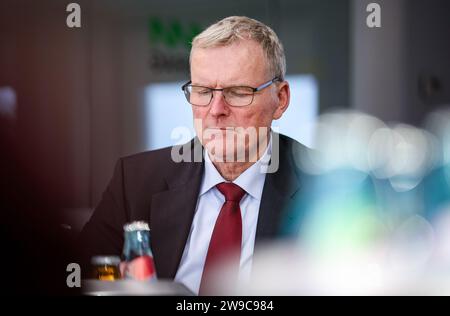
[205,108,450,296]
[0,103,79,295]
[241,239,450,296]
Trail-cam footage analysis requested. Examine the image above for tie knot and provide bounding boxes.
[216,182,246,202]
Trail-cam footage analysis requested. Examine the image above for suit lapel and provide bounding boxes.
[255,135,300,243]
[255,176,290,241]
[150,138,204,279]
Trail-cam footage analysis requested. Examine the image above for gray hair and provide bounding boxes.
[190,16,286,80]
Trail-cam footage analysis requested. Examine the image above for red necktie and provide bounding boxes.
[199,182,246,295]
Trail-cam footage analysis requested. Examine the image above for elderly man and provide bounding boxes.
[80,16,309,295]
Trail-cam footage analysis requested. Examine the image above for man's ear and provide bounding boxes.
[273,81,290,120]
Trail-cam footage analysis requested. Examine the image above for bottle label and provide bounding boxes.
[124,255,156,281]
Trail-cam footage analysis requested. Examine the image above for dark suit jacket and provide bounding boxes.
[79,133,311,279]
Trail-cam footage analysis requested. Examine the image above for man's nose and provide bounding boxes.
[208,91,230,117]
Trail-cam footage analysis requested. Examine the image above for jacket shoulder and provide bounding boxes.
[121,137,200,169]
[118,138,201,188]
[122,145,174,168]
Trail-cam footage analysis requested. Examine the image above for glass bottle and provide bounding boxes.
[91,255,121,281]
[122,221,157,281]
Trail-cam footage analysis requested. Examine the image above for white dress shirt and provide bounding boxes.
[174,138,272,295]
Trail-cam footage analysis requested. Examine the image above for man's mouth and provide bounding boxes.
[206,127,235,131]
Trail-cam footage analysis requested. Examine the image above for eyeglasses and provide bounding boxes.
[181,77,281,107]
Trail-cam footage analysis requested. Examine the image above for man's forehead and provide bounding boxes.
[190,41,268,86]
[191,40,264,62]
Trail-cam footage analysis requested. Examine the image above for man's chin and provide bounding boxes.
[204,143,242,163]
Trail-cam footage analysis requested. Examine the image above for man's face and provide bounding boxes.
[190,40,289,162]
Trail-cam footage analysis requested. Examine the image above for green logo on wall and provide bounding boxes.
[148,17,202,49]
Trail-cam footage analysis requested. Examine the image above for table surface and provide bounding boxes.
[82,279,194,296]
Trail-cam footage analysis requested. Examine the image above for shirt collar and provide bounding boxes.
[199,134,272,200]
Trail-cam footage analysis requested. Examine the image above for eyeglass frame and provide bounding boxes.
[181,76,282,107]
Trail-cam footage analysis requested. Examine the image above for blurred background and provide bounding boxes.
[0,0,449,294]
